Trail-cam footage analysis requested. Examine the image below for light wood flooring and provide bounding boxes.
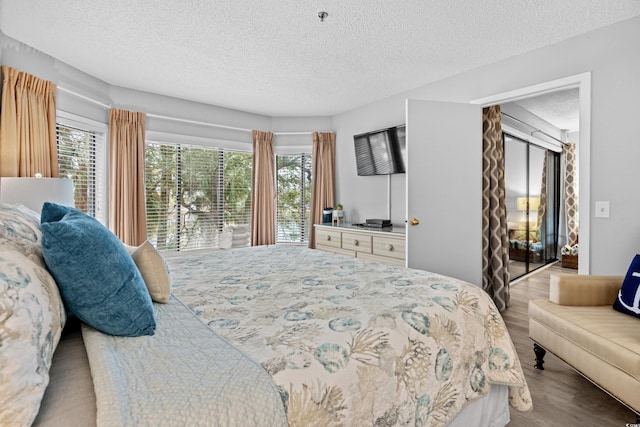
[502,263,637,426]
[508,260,545,281]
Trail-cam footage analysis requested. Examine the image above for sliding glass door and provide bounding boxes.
[504,134,560,279]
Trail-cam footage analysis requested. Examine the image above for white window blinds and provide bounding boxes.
[145,141,252,251]
[276,153,312,244]
[56,122,106,223]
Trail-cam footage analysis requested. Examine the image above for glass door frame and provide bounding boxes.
[504,132,560,281]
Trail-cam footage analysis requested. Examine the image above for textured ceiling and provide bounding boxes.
[1,1,639,117]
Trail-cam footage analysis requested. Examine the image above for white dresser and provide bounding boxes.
[314,223,406,267]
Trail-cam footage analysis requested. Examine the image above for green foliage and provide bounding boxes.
[145,143,177,250]
[223,151,252,223]
[145,143,252,250]
[276,154,311,243]
[57,125,95,214]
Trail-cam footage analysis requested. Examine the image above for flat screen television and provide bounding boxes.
[353,125,406,176]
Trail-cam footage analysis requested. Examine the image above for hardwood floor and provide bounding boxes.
[502,263,637,426]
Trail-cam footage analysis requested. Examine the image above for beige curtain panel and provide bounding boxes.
[251,130,276,246]
[0,65,58,177]
[481,105,510,311]
[109,108,147,246]
[308,132,335,249]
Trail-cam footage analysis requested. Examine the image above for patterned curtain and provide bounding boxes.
[563,142,578,245]
[251,130,276,246]
[308,132,335,249]
[0,65,58,177]
[109,108,147,246]
[536,154,547,236]
[481,105,510,311]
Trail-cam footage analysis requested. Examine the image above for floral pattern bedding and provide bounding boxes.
[0,204,66,426]
[167,246,532,426]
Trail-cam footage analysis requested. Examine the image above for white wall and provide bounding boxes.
[332,99,407,225]
[333,15,640,276]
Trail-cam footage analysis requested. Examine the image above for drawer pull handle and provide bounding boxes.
[326,235,331,241]
[353,239,359,246]
[386,244,394,251]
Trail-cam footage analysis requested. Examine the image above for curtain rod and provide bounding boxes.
[146,113,321,136]
[501,112,567,145]
[58,86,328,136]
[58,86,111,109]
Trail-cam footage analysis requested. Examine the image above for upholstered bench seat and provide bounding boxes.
[529,274,640,417]
[529,300,640,382]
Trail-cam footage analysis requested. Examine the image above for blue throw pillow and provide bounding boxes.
[41,202,156,336]
[613,254,640,318]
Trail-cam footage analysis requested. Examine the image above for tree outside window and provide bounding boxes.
[276,154,312,243]
[56,124,103,220]
[145,142,252,251]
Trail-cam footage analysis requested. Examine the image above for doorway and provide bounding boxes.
[472,72,591,275]
[404,74,590,286]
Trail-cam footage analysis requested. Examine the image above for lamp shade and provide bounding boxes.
[516,196,540,211]
[0,177,75,213]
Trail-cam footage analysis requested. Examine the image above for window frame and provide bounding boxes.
[55,110,108,225]
[145,137,253,252]
[275,152,312,244]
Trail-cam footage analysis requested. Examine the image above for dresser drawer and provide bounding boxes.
[357,252,406,267]
[318,246,355,257]
[314,224,406,267]
[372,235,405,260]
[316,228,342,248]
[342,232,372,253]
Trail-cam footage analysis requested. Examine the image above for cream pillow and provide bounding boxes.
[125,241,171,303]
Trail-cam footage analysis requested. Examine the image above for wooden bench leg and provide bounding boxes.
[533,343,546,370]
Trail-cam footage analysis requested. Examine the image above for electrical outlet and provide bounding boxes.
[595,201,610,218]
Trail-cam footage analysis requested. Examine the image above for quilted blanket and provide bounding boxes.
[81,296,287,427]
[167,246,532,426]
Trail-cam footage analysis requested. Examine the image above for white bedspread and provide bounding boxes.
[81,296,287,427]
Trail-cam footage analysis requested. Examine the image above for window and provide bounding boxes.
[56,113,107,224]
[276,153,312,244]
[145,141,252,251]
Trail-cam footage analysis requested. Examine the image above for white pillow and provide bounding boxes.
[0,203,44,263]
[0,204,66,426]
[125,240,171,303]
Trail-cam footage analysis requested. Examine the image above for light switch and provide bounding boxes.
[595,201,610,218]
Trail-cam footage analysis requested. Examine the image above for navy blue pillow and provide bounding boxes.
[613,254,640,319]
[41,202,156,336]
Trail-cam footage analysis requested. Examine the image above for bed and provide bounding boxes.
[1,203,532,426]
[165,245,532,426]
